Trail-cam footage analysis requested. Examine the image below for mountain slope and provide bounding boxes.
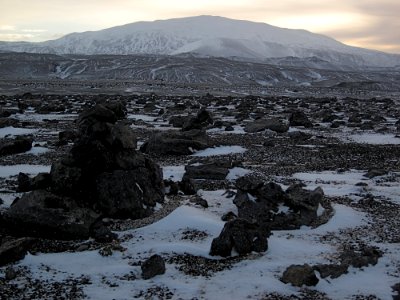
[0,15,399,68]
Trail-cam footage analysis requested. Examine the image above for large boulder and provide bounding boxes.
[141,254,166,279]
[0,136,32,156]
[289,111,313,128]
[210,219,270,257]
[182,109,213,131]
[3,190,99,240]
[96,167,164,218]
[281,264,319,287]
[286,184,324,226]
[183,163,229,180]
[140,129,209,155]
[244,118,289,133]
[233,176,324,230]
[0,237,35,266]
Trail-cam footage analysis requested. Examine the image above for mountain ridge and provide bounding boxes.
[0,15,399,69]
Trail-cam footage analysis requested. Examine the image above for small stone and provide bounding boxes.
[141,254,166,279]
[5,267,17,280]
[281,264,319,287]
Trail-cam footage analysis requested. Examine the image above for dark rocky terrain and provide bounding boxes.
[0,86,400,299]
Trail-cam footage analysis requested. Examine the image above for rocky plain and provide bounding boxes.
[0,83,400,300]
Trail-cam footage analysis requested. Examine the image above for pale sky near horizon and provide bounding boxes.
[0,0,399,54]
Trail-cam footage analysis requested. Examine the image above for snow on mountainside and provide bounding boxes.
[1,15,400,68]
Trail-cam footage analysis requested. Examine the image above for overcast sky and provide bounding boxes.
[0,0,399,53]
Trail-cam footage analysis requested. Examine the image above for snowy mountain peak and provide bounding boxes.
[0,15,399,68]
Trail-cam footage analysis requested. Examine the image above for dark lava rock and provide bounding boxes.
[3,190,99,240]
[0,237,35,266]
[90,221,118,243]
[17,172,51,192]
[225,125,234,131]
[169,115,187,128]
[58,130,78,145]
[313,264,349,279]
[141,254,166,279]
[0,117,19,128]
[364,168,388,179]
[141,129,209,155]
[221,211,237,221]
[289,111,313,128]
[17,172,31,192]
[281,264,319,287]
[210,219,270,257]
[340,246,382,268]
[96,168,163,218]
[189,196,209,208]
[392,283,400,300]
[183,163,229,180]
[244,118,289,133]
[182,109,213,131]
[286,184,324,226]
[0,136,32,156]
[179,177,197,195]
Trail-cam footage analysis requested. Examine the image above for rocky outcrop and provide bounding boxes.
[3,190,100,240]
[244,118,289,133]
[0,237,35,266]
[210,219,270,257]
[233,175,324,230]
[141,254,166,279]
[281,264,319,287]
[140,129,209,155]
[289,111,313,128]
[2,102,165,240]
[0,136,32,156]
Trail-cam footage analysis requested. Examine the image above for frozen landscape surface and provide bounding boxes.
[1,87,400,300]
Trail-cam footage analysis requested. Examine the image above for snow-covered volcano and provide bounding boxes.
[1,15,399,68]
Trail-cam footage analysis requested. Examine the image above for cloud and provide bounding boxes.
[0,33,35,41]
[0,25,16,31]
[21,29,48,33]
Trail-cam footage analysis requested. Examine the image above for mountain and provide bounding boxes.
[0,15,399,69]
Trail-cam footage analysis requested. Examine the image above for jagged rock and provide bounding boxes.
[140,129,209,155]
[0,117,19,128]
[96,168,163,218]
[281,264,319,287]
[58,130,78,145]
[210,219,270,257]
[289,111,313,128]
[3,190,100,240]
[0,237,35,266]
[90,221,118,243]
[17,172,31,192]
[17,172,51,192]
[221,211,237,221]
[314,264,349,279]
[244,118,289,133]
[50,161,84,197]
[0,136,32,156]
[182,109,213,131]
[340,246,382,268]
[179,177,197,195]
[189,196,208,208]
[169,115,187,128]
[183,163,229,180]
[141,254,166,279]
[286,184,324,226]
[364,168,387,179]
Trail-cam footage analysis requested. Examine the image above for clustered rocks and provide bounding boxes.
[209,174,325,257]
[0,102,165,261]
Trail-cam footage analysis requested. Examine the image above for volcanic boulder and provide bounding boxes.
[140,129,209,155]
[210,219,270,257]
